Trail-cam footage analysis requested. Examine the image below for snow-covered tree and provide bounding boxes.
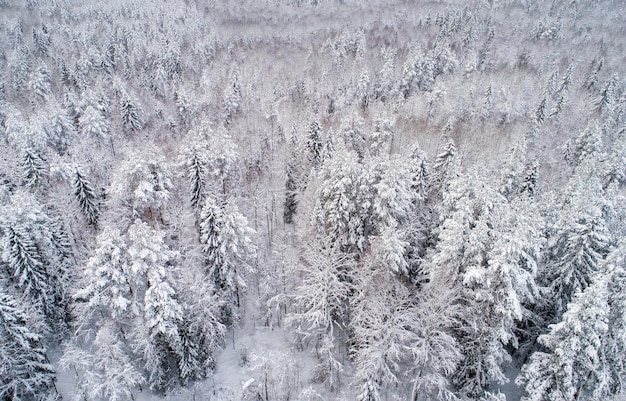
[428,173,543,398]
[564,122,603,166]
[500,136,528,200]
[0,192,71,326]
[112,150,173,222]
[431,138,457,195]
[28,65,51,102]
[307,120,323,167]
[400,48,433,96]
[73,227,133,332]
[351,277,411,400]
[3,224,47,298]
[545,204,611,316]
[21,149,47,189]
[127,219,183,390]
[0,290,57,401]
[401,43,456,97]
[585,57,603,91]
[119,93,144,132]
[517,241,626,401]
[32,25,50,57]
[79,105,110,146]
[284,156,299,224]
[199,197,256,321]
[351,242,460,401]
[287,238,353,389]
[534,97,547,128]
[70,218,221,390]
[72,167,99,226]
[370,117,394,156]
[339,112,367,159]
[61,323,143,401]
[356,68,370,107]
[357,378,382,401]
[178,129,210,210]
[594,74,618,114]
[316,147,363,251]
[407,283,461,401]
[543,160,612,317]
[176,266,225,382]
[316,149,415,253]
[373,47,396,102]
[178,124,239,203]
[521,161,540,196]
[409,144,430,202]
[44,102,77,153]
[223,69,241,125]
[604,131,626,186]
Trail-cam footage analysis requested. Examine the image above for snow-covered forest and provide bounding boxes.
[0,0,625,400]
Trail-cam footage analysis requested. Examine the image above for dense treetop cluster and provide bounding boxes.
[0,0,625,400]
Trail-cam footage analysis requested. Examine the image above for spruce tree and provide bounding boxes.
[73,168,99,225]
[431,138,457,195]
[223,70,241,125]
[21,149,47,189]
[409,144,429,201]
[1,192,73,329]
[546,205,611,316]
[517,242,626,401]
[428,173,543,398]
[284,158,299,224]
[307,120,323,166]
[120,94,143,132]
[112,152,173,221]
[0,290,57,401]
[127,219,183,390]
[4,225,48,297]
[199,197,256,322]
[79,105,110,145]
[73,227,134,330]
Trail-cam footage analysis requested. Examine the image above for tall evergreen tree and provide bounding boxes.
[1,192,71,326]
[223,70,241,125]
[79,105,110,146]
[518,241,626,401]
[119,93,143,132]
[374,47,396,102]
[545,204,611,316]
[176,267,225,383]
[307,120,324,167]
[430,137,457,197]
[112,151,173,222]
[73,227,134,331]
[124,219,184,390]
[21,149,47,190]
[543,159,612,318]
[499,136,527,200]
[284,157,299,224]
[317,149,415,254]
[370,117,394,156]
[4,225,47,297]
[199,197,256,321]
[428,173,542,398]
[73,167,99,226]
[409,144,430,201]
[0,290,57,401]
[356,68,370,107]
[179,133,209,210]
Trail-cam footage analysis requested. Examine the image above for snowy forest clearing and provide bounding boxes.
[0,0,625,400]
